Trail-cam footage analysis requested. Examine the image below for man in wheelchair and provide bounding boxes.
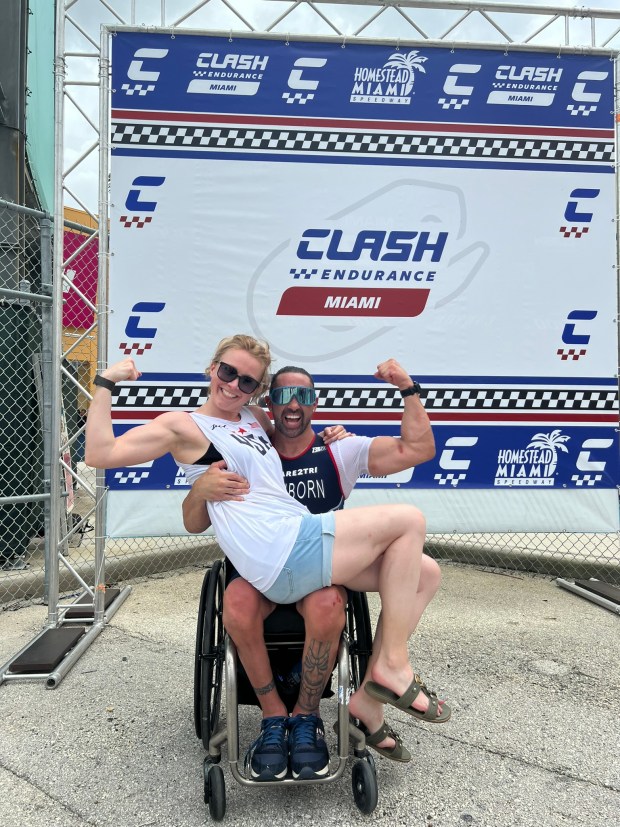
[183,358,447,782]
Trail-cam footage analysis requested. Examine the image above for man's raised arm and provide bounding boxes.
[366,358,435,477]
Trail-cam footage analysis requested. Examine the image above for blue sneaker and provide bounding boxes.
[245,716,288,781]
[287,714,329,780]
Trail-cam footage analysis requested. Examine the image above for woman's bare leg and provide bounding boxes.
[332,504,444,727]
[348,554,442,745]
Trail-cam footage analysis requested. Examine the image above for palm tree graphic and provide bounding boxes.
[526,430,570,477]
[384,51,427,96]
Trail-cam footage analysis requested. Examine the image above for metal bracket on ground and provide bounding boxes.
[556,578,620,615]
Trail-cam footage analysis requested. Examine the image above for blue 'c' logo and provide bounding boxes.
[125,302,166,338]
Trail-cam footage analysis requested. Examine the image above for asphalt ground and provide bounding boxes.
[1,561,619,827]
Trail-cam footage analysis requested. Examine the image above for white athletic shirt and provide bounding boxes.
[178,409,308,593]
[327,435,372,498]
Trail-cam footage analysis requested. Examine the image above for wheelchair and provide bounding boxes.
[194,559,379,821]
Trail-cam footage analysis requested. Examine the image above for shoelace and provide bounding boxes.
[243,718,287,775]
[289,716,320,747]
[259,718,288,749]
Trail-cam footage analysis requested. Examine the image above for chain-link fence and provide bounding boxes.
[0,199,51,604]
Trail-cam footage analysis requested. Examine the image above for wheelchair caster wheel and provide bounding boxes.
[204,761,226,821]
[352,759,378,814]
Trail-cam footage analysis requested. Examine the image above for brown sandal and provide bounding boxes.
[334,719,411,763]
[365,675,452,723]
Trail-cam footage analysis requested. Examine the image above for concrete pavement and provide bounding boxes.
[1,561,618,827]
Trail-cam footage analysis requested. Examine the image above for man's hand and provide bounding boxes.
[374,358,412,391]
[193,460,250,502]
[320,425,354,444]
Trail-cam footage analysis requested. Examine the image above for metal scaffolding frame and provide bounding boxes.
[1,0,618,687]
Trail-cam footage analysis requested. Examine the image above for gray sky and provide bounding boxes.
[61,0,620,212]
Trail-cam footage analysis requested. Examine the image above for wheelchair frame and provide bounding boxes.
[194,559,379,820]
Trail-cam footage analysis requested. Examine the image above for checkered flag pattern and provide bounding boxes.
[437,98,469,110]
[110,123,614,164]
[113,385,208,407]
[119,215,153,228]
[567,104,597,116]
[282,92,315,104]
[109,383,617,413]
[291,268,319,279]
[571,474,603,486]
[113,470,151,484]
[434,472,467,486]
[118,342,153,356]
[321,388,404,409]
[320,387,617,412]
[556,349,587,361]
[559,226,589,238]
[121,83,156,96]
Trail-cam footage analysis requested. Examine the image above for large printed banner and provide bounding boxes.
[106,30,619,536]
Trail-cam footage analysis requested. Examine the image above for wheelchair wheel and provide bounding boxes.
[204,760,226,821]
[346,591,373,691]
[194,559,225,749]
[351,758,378,814]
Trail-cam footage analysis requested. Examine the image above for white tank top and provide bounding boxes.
[179,408,308,593]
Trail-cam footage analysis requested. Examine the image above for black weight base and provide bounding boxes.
[64,587,121,619]
[8,627,86,675]
[574,579,620,605]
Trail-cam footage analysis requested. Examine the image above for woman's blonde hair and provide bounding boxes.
[208,334,272,403]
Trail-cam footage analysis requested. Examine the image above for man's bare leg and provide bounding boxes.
[293,585,347,716]
[222,578,288,718]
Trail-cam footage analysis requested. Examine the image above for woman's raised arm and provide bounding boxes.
[85,358,180,469]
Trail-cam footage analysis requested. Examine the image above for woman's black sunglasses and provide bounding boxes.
[216,361,261,395]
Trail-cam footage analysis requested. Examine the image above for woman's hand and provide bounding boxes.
[101,358,142,384]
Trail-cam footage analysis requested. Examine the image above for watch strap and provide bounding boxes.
[93,374,116,392]
[400,382,422,398]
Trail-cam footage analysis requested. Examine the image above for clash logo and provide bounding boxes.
[494,430,570,487]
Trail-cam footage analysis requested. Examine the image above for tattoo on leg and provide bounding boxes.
[253,680,276,696]
[297,640,332,715]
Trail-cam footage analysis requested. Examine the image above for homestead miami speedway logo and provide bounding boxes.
[350,50,427,105]
[494,429,569,487]
[247,179,489,361]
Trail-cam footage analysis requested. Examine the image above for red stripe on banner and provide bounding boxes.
[111,411,617,423]
[111,110,614,139]
[276,287,430,317]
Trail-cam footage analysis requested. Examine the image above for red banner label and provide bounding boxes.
[276,287,430,317]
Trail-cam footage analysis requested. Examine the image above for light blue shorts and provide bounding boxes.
[263,512,336,605]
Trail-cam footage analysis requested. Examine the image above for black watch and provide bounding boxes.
[400,381,422,398]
